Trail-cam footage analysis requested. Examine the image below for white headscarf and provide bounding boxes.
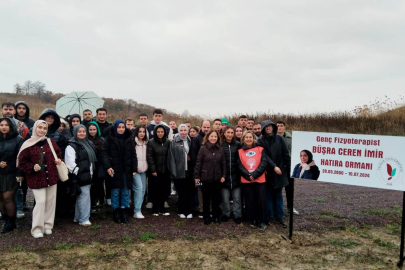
[17,120,48,167]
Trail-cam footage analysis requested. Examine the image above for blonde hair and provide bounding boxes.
[240,130,257,145]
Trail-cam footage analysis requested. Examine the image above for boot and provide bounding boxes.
[113,209,122,224]
[121,208,128,224]
[1,214,8,233]
[1,215,16,233]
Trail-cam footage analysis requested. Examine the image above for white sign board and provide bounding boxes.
[291,131,405,191]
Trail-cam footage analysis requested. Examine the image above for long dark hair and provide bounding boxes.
[221,125,235,143]
[134,125,147,141]
[202,129,222,146]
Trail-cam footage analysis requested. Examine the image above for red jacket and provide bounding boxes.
[18,139,62,189]
[237,145,268,184]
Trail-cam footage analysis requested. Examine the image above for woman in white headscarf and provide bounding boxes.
[17,120,62,238]
[167,124,193,218]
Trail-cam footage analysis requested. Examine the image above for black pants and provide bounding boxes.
[201,181,221,219]
[285,178,294,210]
[173,177,194,216]
[91,174,105,207]
[242,182,267,223]
[149,172,171,214]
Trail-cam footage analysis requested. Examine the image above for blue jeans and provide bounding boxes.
[267,187,284,220]
[14,188,23,211]
[74,185,91,223]
[111,175,130,209]
[132,173,147,213]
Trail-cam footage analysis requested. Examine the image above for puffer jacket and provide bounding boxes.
[14,101,35,129]
[258,120,291,189]
[194,142,226,182]
[18,139,62,189]
[147,124,170,174]
[101,126,137,189]
[25,108,67,150]
[67,139,96,186]
[167,134,191,179]
[0,118,23,176]
[221,139,241,189]
[135,137,148,173]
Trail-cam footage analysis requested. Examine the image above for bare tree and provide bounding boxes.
[14,83,23,95]
[22,80,35,95]
[33,81,46,97]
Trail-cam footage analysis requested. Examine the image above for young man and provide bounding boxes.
[190,120,211,218]
[258,120,291,228]
[82,109,95,126]
[138,113,148,126]
[96,108,112,138]
[125,118,135,130]
[238,115,248,131]
[221,118,229,132]
[213,119,222,133]
[169,120,178,134]
[247,118,255,130]
[276,120,297,215]
[184,121,191,130]
[252,123,262,139]
[14,101,35,129]
[146,109,172,140]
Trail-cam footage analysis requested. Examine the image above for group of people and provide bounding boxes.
[0,101,320,239]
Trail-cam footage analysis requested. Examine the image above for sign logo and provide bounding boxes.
[246,151,256,157]
[377,157,403,185]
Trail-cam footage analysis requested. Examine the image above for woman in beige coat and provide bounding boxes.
[132,125,148,219]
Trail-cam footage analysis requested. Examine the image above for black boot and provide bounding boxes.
[113,209,122,224]
[1,214,9,233]
[1,215,16,233]
[121,208,128,224]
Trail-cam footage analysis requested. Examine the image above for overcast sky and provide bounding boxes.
[1,1,404,117]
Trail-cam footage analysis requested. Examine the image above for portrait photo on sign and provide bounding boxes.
[291,149,320,180]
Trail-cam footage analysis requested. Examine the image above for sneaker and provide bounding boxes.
[16,210,25,219]
[186,214,193,219]
[164,201,169,208]
[146,202,153,209]
[171,191,177,196]
[79,221,92,227]
[179,214,186,219]
[292,208,299,215]
[106,199,111,206]
[235,217,242,224]
[250,220,257,228]
[198,213,203,219]
[133,212,145,219]
[73,219,78,223]
[258,223,267,230]
[44,229,52,235]
[275,218,287,228]
[32,232,44,239]
[152,213,159,216]
[161,212,170,216]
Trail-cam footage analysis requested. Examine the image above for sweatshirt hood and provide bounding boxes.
[14,101,30,121]
[39,108,61,132]
[153,124,168,142]
[0,117,19,139]
[261,120,277,136]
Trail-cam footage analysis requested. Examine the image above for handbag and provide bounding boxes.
[47,138,69,182]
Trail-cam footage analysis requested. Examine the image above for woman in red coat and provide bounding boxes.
[237,130,268,230]
[17,120,62,238]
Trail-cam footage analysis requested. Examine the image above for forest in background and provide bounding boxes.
[1,80,404,136]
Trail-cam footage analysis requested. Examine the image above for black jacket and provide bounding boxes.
[101,126,137,189]
[194,142,226,182]
[146,123,170,140]
[167,135,191,179]
[25,108,67,150]
[62,114,82,141]
[68,139,96,186]
[14,101,35,129]
[190,130,205,173]
[0,118,23,176]
[97,121,112,138]
[221,139,242,189]
[258,120,291,188]
[147,124,170,174]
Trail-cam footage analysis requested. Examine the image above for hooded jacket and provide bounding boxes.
[101,126,137,189]
[62,114,82,141]
[14,101,35,129]
[167,134,191,179]
[0,118,23,176]
[147,121,174,141]
[147,124,170,174]
[257,120,291,189]
[25,108,67,150]
[221,139,242,189]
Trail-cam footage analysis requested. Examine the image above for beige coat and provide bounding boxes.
[135,137,148,173]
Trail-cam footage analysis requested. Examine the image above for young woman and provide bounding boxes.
[168,124,193,219]
[234,125,243,142]
[147,124,171,216]
[62,114,81,141]
[194,129,226,225]
[237,130,268,230]
[189,127,198,139]
[65,125,97,226]
[220,126,242,224]
[0,118,23,233]
[101,120,137,223]
[17,120,62,238]
[87,121,105,211]
[133,125,148,219]
[291,150,320,180]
